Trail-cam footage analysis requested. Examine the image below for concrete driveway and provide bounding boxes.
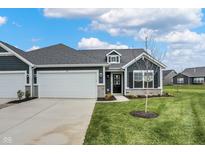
[0,99,14,105]
[0,98,95,145]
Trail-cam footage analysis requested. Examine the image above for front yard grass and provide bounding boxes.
[84,85,205,144]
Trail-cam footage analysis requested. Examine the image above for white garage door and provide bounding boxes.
[38,71,98,98]
[0,71,26,98]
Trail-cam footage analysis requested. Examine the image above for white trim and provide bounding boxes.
[0,52,13,56]
[29,66,33,97]
[133,70,154,89]
[106,50,122,56]
[103,66,105,85]
[0,71,27,74]
[106,69,124,72]
[111,73,113,94]
[122,52,166,69]
[160,68,163,95]
[35,63,109,68]
[124,68,127,95]
[107,55,120,64]
[0,42,34,67]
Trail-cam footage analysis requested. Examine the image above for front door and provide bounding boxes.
[113,74,121,93]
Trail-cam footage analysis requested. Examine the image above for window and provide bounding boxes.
[107,55,120,63]
[134,72,143,88]
[144,72,154,88]
[193,77,204,83]
[133,70,154,88]
[177,78,184,84]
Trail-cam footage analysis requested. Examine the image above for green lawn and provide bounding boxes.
[84,85,205,144]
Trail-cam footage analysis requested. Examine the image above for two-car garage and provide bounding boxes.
[0,70,98,99]
[37,70,98,99]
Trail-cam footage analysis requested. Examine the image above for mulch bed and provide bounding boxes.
[7,97,37,104]
[126,94,174,99]
[97,96,116,101]
[130,111,159,119]
[0,97,37,110]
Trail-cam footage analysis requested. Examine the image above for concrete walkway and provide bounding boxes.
[97,95,129,103]
[0,98,95,145]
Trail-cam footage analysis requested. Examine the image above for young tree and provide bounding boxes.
[141,35,166,113]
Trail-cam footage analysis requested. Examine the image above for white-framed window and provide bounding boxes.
[177,78,184,84]
[133,70,154,88]
[107,55,120,64]
[193,77,204,83]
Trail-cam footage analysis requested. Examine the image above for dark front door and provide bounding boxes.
[113,74,121,93]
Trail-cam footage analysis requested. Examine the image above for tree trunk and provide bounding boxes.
[145,94,148,113]
[145,74,149,113]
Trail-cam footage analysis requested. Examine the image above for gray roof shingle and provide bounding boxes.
[163,70,176,77]
[181,67,205,77]
[1,41,147,68]
[24,44,104,65]
[78,49,145,69]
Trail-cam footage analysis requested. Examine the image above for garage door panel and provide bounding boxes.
[0,72,26,98]
[38,71,97,98]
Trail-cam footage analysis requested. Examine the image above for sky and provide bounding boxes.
[0,8,205,71]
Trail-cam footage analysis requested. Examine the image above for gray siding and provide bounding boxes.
[0,47,8,52]
[163,71,177,85]
[34,66,104,84]
[127,58,160,88]
[173,73,189,84]
[0,56,29,72]
[105,72,111,94]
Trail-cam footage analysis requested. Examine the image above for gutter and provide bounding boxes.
[34,63,110,68]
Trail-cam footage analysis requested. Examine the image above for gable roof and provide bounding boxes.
[106,50,122,56]
[181,67,205,77]
[79,48,145,69]
[0,41,165,69]
[0,41,33,66]
[25,44,106,65]
[163,70,177,77]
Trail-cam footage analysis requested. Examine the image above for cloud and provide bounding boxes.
[31,38,41,42]
[44,8,108,18]
[27,45,40,51]
[12,21,22,28]
[78,37,129,49]
[43,9,205,71]
[0,16,7,25]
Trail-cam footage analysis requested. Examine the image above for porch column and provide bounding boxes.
[160,67,163,95]
[29,66,33,97]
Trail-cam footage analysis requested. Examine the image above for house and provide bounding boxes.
[173,67,205,84]
[163,70,177,85]
[0,41,166,99]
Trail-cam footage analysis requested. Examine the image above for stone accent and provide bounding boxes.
[97,85,105,98]
[125,88,162,96]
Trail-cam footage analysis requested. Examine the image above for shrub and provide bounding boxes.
[17,90,24,100]
[25,90,30,99]
[105,93,114,100]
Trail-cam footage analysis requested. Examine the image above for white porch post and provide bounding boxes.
[160,67,163,95]
[124,68,127,95]
[29,66,33,97]
[103,66,106,96]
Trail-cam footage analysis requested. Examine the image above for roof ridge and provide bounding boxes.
[27,43,68,53]
[78,48,145,51]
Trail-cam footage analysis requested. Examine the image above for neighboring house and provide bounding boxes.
[163,70,177,85]
[173,67,205,84]
[0,41,166,99]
